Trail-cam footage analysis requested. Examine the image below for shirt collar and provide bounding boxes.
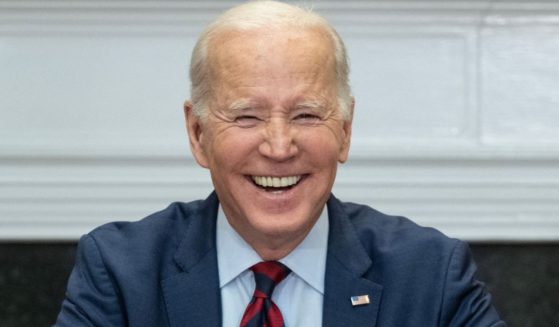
[216,205,329,294]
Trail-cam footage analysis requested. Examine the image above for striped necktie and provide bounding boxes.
[239,261,291,327]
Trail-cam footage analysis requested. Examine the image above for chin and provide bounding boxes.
[252,210,315,235]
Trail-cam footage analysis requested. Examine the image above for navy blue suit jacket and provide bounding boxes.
[54,192,505,326]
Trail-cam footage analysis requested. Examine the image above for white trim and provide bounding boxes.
[1,153,558,241]
[1,0,559,241]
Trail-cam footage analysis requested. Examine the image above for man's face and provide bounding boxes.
[186,28,352,254]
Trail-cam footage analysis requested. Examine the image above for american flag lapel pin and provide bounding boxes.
[350,294,370,306]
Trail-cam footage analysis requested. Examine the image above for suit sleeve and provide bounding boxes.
[53,234,126,327]
[440,240,507,327]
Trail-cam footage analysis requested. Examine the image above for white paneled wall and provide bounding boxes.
[1,0,558,240]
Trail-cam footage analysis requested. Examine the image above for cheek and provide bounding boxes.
[206,130,259,166]
[299,129,345,162]
[302,142,341,171]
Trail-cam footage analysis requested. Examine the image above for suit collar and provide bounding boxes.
[162,192,222,327]
[323,194,383,326]
[161,192,383,326]
[173,192,220,272]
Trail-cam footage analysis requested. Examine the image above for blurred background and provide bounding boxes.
[1,0,558,326]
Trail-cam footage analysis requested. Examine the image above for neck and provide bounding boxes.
[240,223,315,261]
[219,206,324,261]
[251,237,303,261]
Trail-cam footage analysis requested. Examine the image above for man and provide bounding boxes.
[55,1,505,326]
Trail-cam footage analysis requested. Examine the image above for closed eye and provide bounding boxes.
[294,113,321,124]
[235,115,261,127]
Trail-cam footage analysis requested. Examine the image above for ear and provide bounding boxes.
[184,101,209,168]
[338,97,354,164]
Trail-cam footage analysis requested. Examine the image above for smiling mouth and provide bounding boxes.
[251,175,302,191]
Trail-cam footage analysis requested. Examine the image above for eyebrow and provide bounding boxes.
[294,99,329,111]
[228,99,255,112]
[227,98,329,112]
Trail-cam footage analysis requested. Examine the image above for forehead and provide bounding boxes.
[206,27,337,85]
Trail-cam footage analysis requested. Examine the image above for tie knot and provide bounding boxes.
[250,261,291,298]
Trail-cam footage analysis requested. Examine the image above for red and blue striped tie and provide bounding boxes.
[239,261,291,327]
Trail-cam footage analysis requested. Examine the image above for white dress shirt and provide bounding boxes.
[216,206,329,327]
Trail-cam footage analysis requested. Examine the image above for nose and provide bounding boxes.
[258,119,298,161]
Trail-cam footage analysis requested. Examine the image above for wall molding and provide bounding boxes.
[2,0,559,241]
[1,1,559,36]
[1,154,558,241]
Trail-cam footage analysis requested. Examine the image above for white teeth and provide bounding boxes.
[252,175,302,188]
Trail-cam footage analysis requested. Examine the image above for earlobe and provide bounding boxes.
[184,101,209,168]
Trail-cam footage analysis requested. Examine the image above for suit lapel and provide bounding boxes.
[160,193,383,326]
[323,195,383,327]
[161,193,222,327]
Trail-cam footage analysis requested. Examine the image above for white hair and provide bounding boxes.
[189,0,352,120]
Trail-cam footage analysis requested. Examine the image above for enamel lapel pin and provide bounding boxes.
[351,294,370,306]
